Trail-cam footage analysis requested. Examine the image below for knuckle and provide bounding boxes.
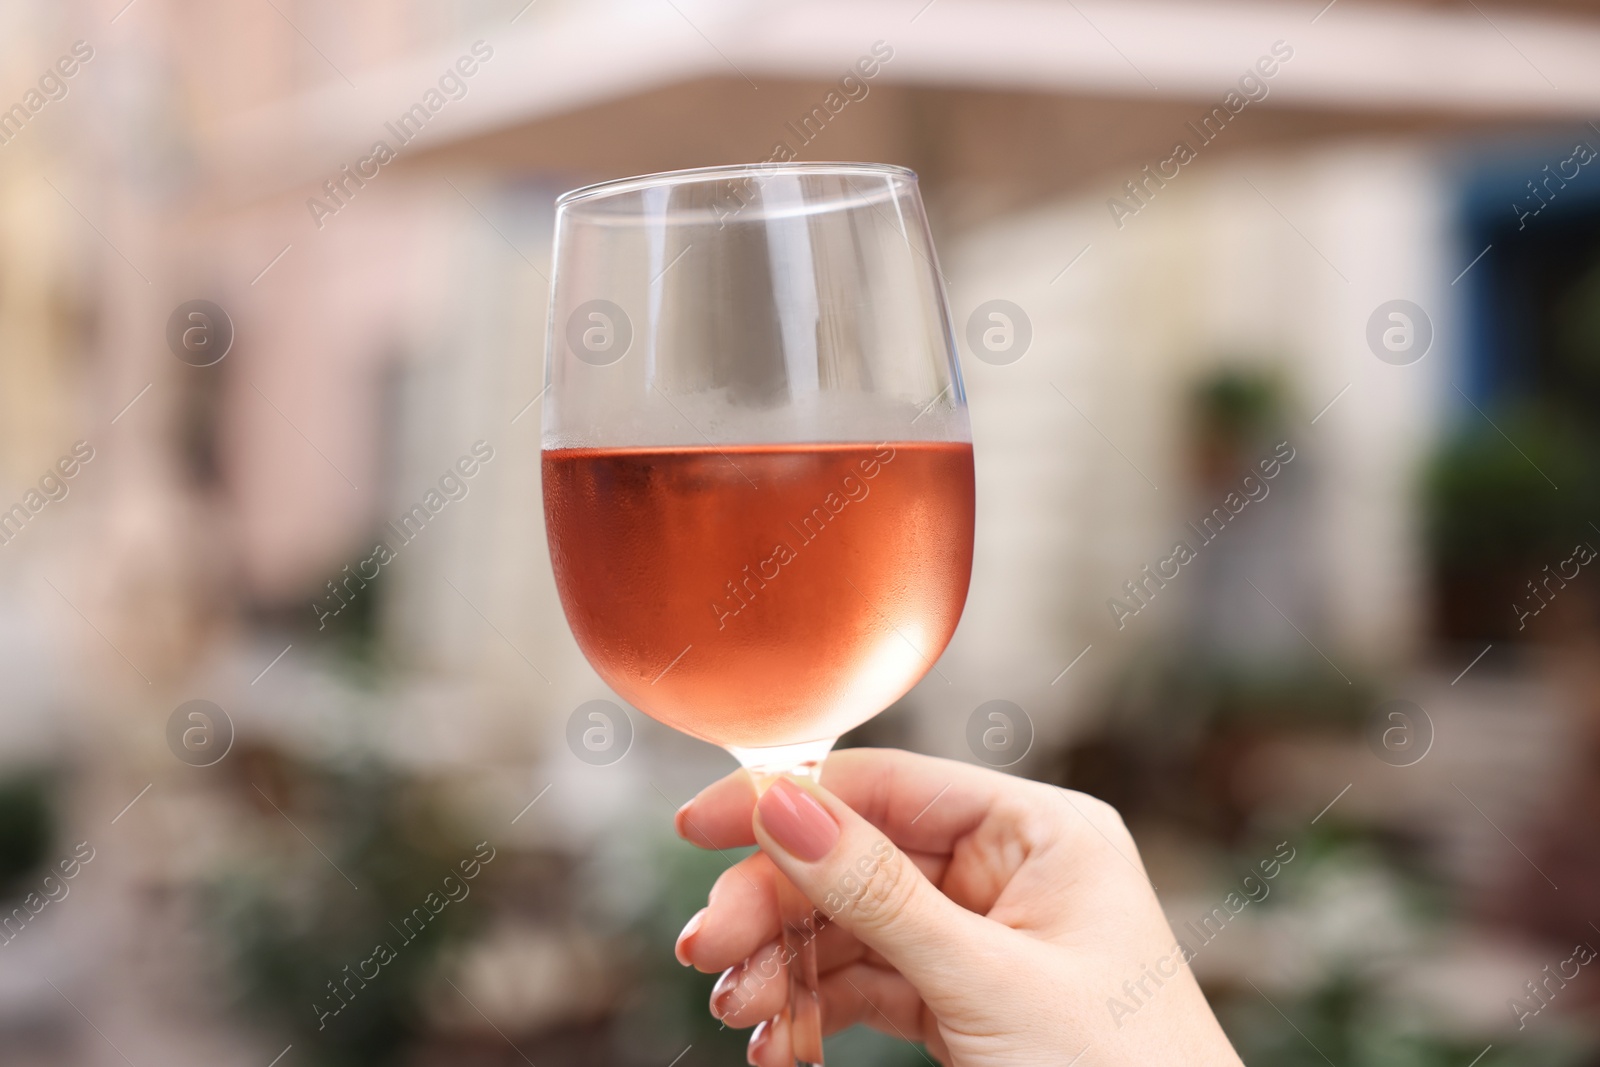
[1090,794,1131,834]
[845,846,917,930]
[1066,787,1127,830]
[1056,786,1138,850]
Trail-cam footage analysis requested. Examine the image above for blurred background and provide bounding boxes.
[3,0,1600,1063]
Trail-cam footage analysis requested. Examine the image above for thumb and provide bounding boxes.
[752,776,997,1003]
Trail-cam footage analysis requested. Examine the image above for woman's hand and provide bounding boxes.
[672,747,1245,1067]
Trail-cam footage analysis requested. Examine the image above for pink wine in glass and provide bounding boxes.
[543,441,974,750]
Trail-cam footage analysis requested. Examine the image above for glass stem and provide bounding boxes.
[776,866,826,1066]
[734,738,835,1067]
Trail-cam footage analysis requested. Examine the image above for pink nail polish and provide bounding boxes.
[674,908,706,966]
[748,1018,773,1064]
[710,966,741,1019]
[757,778,839,862]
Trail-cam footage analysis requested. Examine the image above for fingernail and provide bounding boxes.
[674,798,695,839]
[748,1018,773,1064]
[674,908,706,967]
[710,966,741,1019]
[757,778,839,862]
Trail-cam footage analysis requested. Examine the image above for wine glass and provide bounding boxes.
[541,162,974,1066]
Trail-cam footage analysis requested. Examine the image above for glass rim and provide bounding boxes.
[555,161,918,209]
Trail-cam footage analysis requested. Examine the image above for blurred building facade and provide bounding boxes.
[3,0,1600,1063]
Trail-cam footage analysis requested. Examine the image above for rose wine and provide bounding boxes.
[543,441,974,749]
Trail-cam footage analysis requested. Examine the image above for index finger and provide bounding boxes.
[675,747,1021,854]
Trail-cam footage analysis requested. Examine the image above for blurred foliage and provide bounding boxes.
[1424,246,1600,640]
[1422,401,1600,640]
[210,753,489,1067]
[1553,255,1600,403]
[1192,366,1289,447]
[1052,647,1374,843]
[320,568,388,676]
[1189,365,1294,495]
[1219,972,1595,1067]
[1423,403,1596,571]
[610,830,754,1065]
[1086,645,1375,732]
[1054,647,1600,1065]
[298,571,389,681]
[247,547,392,685]
[0,770,54,898]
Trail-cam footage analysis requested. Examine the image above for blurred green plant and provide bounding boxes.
[608,830,754,1064]
[1054,652,1600,1065]
[1188,365,1293,493]
[0,770,54,899]
[1422,402,1599,640]
[210,754,488,1067]
[1088,645,1374,732]
[1423,404,1594,572]
[1219,968,1596,1067]
[1052,647,1375,843]
[1211,837,1464,1067]
[1552,255,1600,405]
[1423,256,1600,640]
[307,571,388,680]
[1193,366,1287,445]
